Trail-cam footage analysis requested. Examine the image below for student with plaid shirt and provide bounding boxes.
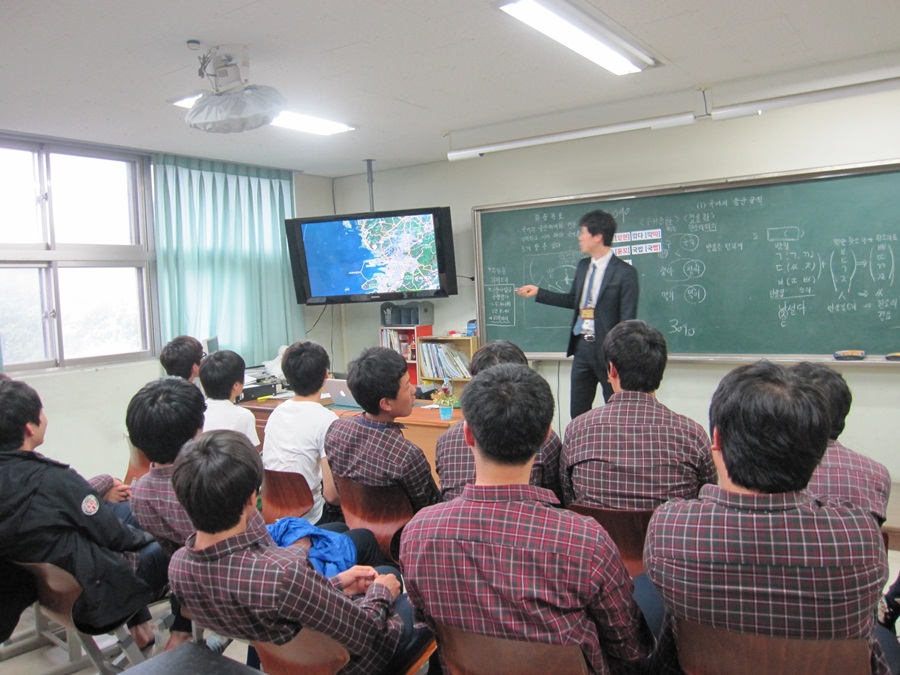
[169,430,431,675]
[435,339,563,502]
[402,364,653,674]
[325,347,440,511]
[644,360,897,674]
[562,320,715,509]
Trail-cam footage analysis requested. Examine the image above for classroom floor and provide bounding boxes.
[4,551,900,674]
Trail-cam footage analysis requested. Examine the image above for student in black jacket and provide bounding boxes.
[0,378,167,643]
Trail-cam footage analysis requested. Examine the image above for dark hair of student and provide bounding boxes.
[199,350,246,400]
[709,360,830,493]
[460,364,554,466]
[0,380,42,453]
[172,430,262,534]
[281,341,330,396]
[126,377,206,464]
[159,336,204,379]
[347,347,407,416]
[602,320,668,392]
[469,340,528,376]
[789,361,851,440]
[578,210,617,247]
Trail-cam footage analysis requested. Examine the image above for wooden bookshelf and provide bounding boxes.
[416,335,477,397]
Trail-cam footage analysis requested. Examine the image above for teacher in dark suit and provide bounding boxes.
[516,210,639,419]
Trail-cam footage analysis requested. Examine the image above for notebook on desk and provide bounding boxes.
[323,378,362,408]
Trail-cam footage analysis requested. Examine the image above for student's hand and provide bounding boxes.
[373,573,401,600]
[104,479,131,503]
[337,566,378,595]
[515,285,538,298]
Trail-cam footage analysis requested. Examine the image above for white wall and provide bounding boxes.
[294,89,900,479]
[18,360,163,480]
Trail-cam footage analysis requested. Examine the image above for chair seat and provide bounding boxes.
[333,475,414,563]
[261,469,315,524]
[567,503,654,577]
[436,623,589,675]
[675,617,870,675]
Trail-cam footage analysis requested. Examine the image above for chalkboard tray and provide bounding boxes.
[475,163,900,356]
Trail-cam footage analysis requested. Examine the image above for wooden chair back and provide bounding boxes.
[333,475,414,563]
[253,629,350,675]
[436,623,589,675]
[261,469,315,524]
[675,618,870,675]
[567,503,654,577]
[13,561,83,630]
[123,435,151,486]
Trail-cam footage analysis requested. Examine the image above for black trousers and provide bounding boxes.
[570,335,613,419]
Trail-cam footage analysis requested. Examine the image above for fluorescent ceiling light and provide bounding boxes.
[172,97,353,135]
[447,112,695,161]
[499,0,656,76]
[270,112,354,135]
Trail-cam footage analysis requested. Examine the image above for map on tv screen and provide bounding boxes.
[303,214,439,296]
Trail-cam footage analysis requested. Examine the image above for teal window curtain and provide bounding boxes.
[152,154,304,365]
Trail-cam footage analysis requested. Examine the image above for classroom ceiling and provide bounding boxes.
[3,0,900,178]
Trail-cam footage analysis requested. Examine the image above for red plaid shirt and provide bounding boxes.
[132,463,272,557]
[644,485,889,674]
[805,439,891,524]
[562,391,715,508]
[435,422,564,501]
[400,484,652,674]
[324,415,441,511]
[169,530,403,675]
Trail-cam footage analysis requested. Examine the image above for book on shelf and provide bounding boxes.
[419,342,471,380]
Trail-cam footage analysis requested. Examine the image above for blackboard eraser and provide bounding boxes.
[886,353,900,361]
[833,350,866,360]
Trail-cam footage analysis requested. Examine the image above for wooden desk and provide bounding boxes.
[239,398,459,484]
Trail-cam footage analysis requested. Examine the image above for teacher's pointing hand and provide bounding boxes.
[516,285,538,297]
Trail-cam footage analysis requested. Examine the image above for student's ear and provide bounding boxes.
[463,421,476,449]
[607,362,620,382]
[711,427,722,454]
[231,380,244,399]
[379,397,393,414]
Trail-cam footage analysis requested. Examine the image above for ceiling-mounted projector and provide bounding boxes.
[184,45,286,133]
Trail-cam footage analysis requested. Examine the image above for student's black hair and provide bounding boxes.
[126,377,206,464]
[347,347,407,416]
[460,363,554,466]
[709,360,830,493]
[281,341,330,396]
[602,320,668,392]
[578,210,618,247]
[172,430,262,534]
[468,340,528,376]
[790,362,851,440]
[159,336,204,379]
[198,350,246,400]
[0,380,42,453]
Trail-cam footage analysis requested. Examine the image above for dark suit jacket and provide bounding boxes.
[535,254,639,360]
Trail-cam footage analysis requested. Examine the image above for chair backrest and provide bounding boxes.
[567,503,654,577]
[674,618,870,675]
[12,561,83,630]
[436,623,589,675]
[123,435,151,486]
[253,629,350,675]
[333,475,414,563]
[261,469,315,524]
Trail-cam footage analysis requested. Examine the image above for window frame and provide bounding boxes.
[0,135,160,372]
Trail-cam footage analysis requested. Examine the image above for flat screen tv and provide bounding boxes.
[285,206,458,305]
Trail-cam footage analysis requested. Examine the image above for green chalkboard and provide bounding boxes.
[475,165,900,355]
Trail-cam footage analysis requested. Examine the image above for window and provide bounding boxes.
[0,139,155,370]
